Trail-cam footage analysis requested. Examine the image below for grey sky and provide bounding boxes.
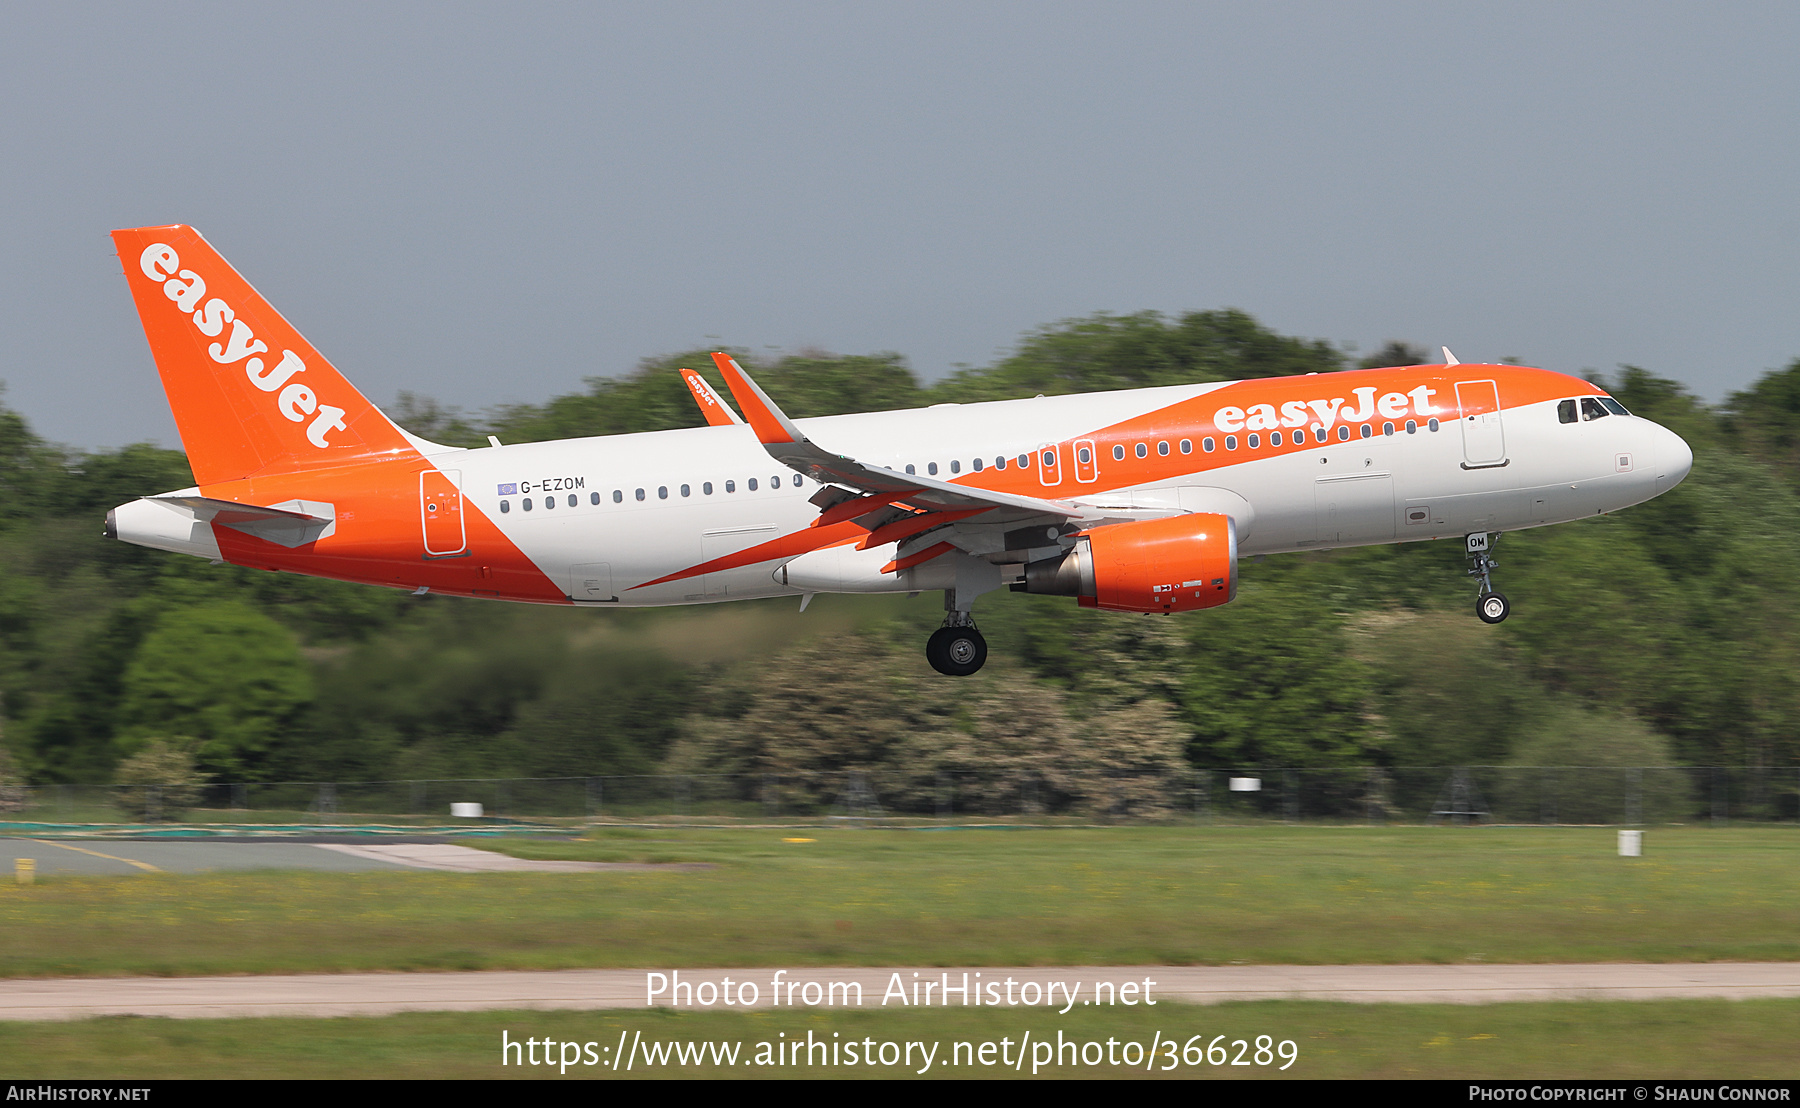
[4,2,1797,450]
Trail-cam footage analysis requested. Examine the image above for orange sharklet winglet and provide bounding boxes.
[678,367,743,427]
[711,352,800,445]
[881,541,956,575]
[628,519,866,591]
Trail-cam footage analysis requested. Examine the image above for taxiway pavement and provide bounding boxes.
[3,963,1798,1021]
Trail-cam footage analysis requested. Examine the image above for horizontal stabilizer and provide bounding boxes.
[146,492,337,548]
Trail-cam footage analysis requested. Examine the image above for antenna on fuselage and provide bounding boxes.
[1442,347,1461,366]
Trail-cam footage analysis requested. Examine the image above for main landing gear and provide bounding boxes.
[1467,532,1510,624]
[926,595,988,676]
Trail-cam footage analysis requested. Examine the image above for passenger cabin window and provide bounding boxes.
[1383,422,1395,436]
[1225,435,1238,450]
[590,492,601,505]
[748,478,758,491]
[523,498,533,511]
[1337,426,1350,441]
[657,486,668,499]
[544,496,554,509]
[1271,431,1283,446]
[1248,433,1261,449]
[928,462,938,475]
[971,458,983,471]
[1135,443,1148,458]
[568,494,578,507]
[1202,437,1215,452]
[995,456,1007,470]
[725,480,735,492]
[499,500,510,513]
[635,488,645,501]
[613,490,623,503]
[905,464,915,475]
[703,482,714,495]
[1558,399,1578,423]
[1157,441,1169,456]
[950,460,962,473]
[1075,447,1090,465]
[1581,397,1610,421]
[680,484,690,497]
[1179,439,1192,454]
[1018,454,1031,468]
[1427,418,1440,432]
[1360,424,1373,439]
[1113,445,1125,461]
[1405,420,1417,434]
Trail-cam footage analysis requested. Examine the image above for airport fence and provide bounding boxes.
[1,766,1798,826]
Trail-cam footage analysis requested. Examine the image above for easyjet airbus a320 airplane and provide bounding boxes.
[106,226,1693,675]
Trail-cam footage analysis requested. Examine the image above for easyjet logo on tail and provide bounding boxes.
[137,243,348,449]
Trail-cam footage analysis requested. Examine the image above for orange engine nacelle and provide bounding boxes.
[1020,512,1238,614]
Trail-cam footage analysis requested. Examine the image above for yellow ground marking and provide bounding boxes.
[782,838,816,843]
[29,839,161,872]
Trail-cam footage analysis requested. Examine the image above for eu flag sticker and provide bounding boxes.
[497,483,518,495]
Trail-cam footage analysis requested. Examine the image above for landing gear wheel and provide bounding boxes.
[1466,533,1510,624]
[926,626,988,676]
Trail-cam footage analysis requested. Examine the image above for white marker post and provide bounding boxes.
[450,803,484,818]
[1618,829,1643,857]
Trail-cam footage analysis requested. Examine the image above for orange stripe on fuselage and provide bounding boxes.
[203,460,569,603]
[905,363,1594,504]
[629,519,869,591]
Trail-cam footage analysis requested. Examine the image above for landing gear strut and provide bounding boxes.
[926,595,988,676]
[1467,532,1510,624]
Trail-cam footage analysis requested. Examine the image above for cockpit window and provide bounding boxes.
[1581,397,1611,421]
[1599,397,1630,417]
[1558,399,1578,424]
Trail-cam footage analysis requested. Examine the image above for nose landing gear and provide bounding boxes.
[926,593,988,676]
[1467,532,1510,624]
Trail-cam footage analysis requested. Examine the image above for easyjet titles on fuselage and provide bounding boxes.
[1212,385,1441,436]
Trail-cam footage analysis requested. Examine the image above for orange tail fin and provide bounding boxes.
[111,225,416,485]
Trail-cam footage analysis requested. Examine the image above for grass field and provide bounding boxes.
[0,826,1794,977]
[2,999,1796,1079]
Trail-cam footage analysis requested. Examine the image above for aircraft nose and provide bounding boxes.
[1656,425,1693,493]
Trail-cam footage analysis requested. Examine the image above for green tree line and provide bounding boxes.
[3,310,1800,790]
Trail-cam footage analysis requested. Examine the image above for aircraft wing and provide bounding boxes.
[710,353,1088,527]
[678,367,744,426]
